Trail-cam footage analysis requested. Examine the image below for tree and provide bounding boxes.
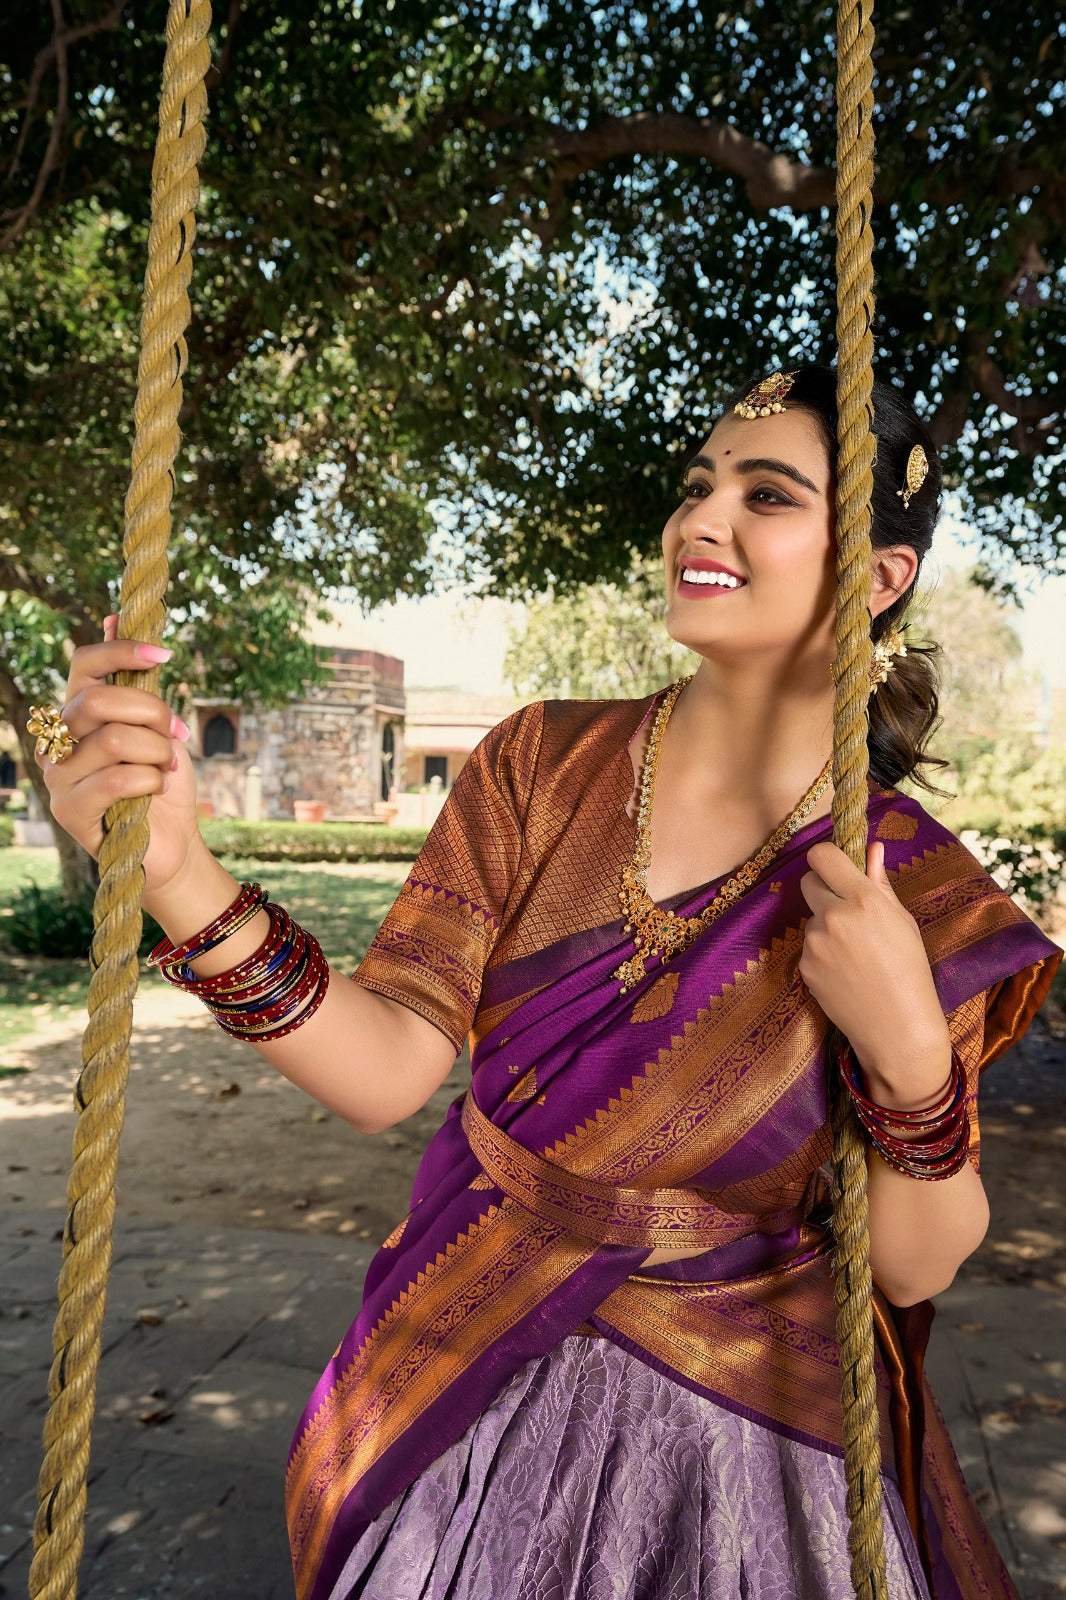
[913,567,1028,783]
[1,3,1063,882]
[504,558,696,699]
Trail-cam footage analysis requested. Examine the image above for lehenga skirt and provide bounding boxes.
[326,1334,930,1600]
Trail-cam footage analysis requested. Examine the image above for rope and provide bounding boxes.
[831,0,889,1596]
[28,4,212,1595]
[26,1,885,1596]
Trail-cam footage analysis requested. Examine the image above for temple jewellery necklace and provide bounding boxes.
[613,677,834,994]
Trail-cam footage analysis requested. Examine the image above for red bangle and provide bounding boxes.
[149,882,268,973]
[838,1040,972,1181]
[152,894,330,1044]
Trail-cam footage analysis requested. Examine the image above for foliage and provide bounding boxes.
[968,829,1065,918]
[0,0,1062,655]
[0,813,12,847]
[4,878,164,958]
[943,741,1066,835]
[0,847,406,1047]
[201,818,429,863]
[504,556,697,697]
[912,571,1028,784]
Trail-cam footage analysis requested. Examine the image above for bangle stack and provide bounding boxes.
[148,883,329,1042]
[838,1040,971,1181]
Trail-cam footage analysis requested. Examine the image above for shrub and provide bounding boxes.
[5,881,163,959]
[0,814,13,848]
[968,828,1066,918]
[200,818,430,863]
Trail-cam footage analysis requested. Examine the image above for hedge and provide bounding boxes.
[200,818,430,863]
[0,814,13,848]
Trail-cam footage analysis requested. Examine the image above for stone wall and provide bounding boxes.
[192,648,405,821]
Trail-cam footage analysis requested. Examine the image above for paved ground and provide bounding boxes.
[2,1020,1064,1598]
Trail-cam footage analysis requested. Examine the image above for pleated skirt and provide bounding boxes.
[326,1334,929,1600]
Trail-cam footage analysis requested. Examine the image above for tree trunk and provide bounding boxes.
[0,665,98,900]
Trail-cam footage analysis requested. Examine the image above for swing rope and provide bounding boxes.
[829,0,889,1596]
[28,2,212,1595]
[29,1,888,1595]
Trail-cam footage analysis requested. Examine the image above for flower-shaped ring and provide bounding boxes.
[27,704,79,765]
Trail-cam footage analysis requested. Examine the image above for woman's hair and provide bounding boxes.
[719,362,946,791]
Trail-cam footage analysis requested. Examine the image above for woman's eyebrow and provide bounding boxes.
[684,453,820,495]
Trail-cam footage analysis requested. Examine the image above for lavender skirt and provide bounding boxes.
[327,1335,930,1600]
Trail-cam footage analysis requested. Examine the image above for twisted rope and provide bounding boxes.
[831,0,889,1597]
[29,4,212,1595]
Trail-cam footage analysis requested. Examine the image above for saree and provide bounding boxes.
[286,692,1061,1600]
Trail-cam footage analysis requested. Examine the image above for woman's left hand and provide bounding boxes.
[799,839,952,1100]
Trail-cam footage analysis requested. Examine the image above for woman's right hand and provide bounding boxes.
[42,617,205,896]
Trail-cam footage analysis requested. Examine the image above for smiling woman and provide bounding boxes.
[41,360,1060,1600]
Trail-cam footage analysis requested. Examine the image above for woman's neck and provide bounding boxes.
[667,657,836,803]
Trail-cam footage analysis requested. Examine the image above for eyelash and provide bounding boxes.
[680,480,797,509]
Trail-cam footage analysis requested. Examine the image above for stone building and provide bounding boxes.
[192,620,405,821]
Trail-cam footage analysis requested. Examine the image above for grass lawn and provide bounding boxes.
[0,848,406,1058]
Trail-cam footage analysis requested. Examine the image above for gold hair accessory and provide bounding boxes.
[896,445,929,510]
[734,370,798,420]
[869,628,907,687]
[27,703,78,765]
[613,678,833,992]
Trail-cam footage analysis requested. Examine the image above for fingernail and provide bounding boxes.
[104,614,118,629]
[135,644,172,664]
[169,752,179,772]
[161,778,171,794]
[170,715,191,742]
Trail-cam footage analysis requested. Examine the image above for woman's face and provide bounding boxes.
[662,406,838,675]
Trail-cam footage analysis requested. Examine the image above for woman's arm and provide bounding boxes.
[801,839,991,1306]
[143,846,460,1134]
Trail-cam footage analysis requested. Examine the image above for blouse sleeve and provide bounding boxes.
[350,701,545,1050]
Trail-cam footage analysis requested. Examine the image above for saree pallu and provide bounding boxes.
[285,695,1061,1600]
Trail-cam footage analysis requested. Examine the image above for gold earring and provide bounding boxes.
[734,370,798,420]
[896,445,929,510]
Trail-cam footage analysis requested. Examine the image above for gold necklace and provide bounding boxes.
[613,678,834,993]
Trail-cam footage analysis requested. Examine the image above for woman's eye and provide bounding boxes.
[750,486,795,507]
[681,479,708,500]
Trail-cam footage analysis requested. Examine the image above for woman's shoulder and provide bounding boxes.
[481,692,657,763]
[538,691,658,745]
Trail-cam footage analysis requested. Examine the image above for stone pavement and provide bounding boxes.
[1,1208,1064,1599]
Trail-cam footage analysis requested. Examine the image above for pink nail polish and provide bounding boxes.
[169,752,179,772]
[170,715,191,742]
[136,643,172,664]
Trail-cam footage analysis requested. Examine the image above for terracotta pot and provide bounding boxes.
[195,799,215,820]
[293,800,328,824]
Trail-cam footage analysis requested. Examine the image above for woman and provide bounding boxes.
[42,364,1059,1600]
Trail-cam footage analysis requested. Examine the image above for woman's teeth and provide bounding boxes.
[680,569,742,588]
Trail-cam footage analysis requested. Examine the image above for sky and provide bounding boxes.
[349,519,1066,696]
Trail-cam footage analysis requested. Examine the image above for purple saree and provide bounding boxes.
[285,694,1060,1600]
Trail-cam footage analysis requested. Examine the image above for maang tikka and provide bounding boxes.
[734,370,798,419]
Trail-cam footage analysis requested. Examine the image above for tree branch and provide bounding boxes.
[0,556,102,634]
[1,0,128,249]
[531,112,835,230]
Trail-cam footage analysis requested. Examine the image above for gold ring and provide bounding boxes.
[27,703,79,765]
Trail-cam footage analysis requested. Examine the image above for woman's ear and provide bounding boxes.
[869,545,919,619]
